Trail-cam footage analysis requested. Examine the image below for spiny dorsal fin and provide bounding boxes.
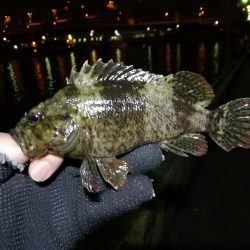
[166,71,215,108]
[69,59,163,86]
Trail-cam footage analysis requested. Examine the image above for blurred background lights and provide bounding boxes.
[247,5,250,20]
[0,0,249,53]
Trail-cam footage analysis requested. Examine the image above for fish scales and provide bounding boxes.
[77,84,147,158]
[10,59,250,192]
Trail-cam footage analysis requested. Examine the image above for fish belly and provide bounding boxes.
[90,114,145,157]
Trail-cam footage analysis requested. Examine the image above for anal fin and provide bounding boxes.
[160,133,208,157]
[96,157,131,190]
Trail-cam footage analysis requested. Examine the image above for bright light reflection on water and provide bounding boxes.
[91,49,97,64]
[70,52,76,70]
[165,43,171,73]
[197,42,206,75]
[115,47,122,63]
[213,42,220,76]
[45,56,55,95]
[147,45,152,72]
[176,43,181,71]
[7,62,18,92]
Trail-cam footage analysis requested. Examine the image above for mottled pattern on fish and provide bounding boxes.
[10,59,250,192]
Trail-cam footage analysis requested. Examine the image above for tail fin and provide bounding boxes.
[209,98,250,151]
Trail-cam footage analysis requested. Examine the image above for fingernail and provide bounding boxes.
[29,161,51,182]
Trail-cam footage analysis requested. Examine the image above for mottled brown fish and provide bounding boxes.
[10,59,250,192]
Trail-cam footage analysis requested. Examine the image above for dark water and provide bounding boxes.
[0,37,244,131]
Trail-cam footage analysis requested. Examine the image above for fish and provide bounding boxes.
[10,59,250,192]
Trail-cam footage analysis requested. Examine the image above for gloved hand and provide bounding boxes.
[0,144,163,250]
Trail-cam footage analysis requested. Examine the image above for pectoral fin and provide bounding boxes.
[160,133,208,157]
[80,157,100,193]
[96,157,131,190]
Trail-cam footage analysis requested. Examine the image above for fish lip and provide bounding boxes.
[9,127,28,155]
[10,127,48,160]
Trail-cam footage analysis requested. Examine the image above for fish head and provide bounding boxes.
[10,100,79,160]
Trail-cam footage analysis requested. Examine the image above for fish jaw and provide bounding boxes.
[9,128,48,160]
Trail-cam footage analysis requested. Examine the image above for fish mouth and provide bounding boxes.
[10,127,28,155]
[10,124,79,159]
[9,127,47,159]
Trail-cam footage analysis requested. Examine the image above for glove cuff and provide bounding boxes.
[0,153,15,183]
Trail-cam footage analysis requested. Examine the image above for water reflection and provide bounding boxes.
[7,63,18,92]
[7,60,25,103]
[91,49,98,64]
[70,52,77,70]
[147,45,153,72]
[115,48,122,63]
[197,42,206,75]
[176,43,181,71]
[56,54,69,84]
[213,42,220,76]
[31,57,47,97]
[165,43,171,73]
[44,56,55,95]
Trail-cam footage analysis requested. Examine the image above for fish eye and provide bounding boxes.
[28,113,43,124]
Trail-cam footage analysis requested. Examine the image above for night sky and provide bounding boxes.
[0,0,246,35]
[0,0,241,19]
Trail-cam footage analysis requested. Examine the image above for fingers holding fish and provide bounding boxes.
[0,132,63,182]
[0,132,28,163]
[0,132,161,186]
[29,153,64,182]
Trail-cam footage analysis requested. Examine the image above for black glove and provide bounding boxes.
[0,144,163,250]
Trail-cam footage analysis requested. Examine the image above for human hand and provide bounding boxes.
[0,132,64,181]
[0,133,163,249]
